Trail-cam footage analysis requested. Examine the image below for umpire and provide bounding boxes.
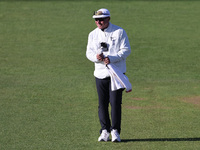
[86,8,131,142]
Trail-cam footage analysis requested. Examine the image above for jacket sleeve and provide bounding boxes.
[108,29,131,63]
[86,33,100,63]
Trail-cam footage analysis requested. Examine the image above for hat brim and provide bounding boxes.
[92,15,110,19]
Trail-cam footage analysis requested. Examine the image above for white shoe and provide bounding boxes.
[111,129,121,142]
[98,129,110,142]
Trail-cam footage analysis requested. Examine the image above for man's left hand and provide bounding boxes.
[104,57,110,65]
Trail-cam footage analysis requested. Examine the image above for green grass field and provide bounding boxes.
[1,0,200,149]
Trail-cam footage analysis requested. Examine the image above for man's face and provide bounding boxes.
[95,17,110,30]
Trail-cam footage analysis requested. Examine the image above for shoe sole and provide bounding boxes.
[112,139,121,142]
[98,138,109,142]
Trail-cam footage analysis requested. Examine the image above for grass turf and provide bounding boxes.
[0,1,200,149]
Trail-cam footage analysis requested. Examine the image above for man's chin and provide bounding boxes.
[98,26,103,29]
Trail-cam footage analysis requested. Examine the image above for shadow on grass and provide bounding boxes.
[122,137,200,142]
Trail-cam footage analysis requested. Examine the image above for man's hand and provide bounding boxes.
[96,53,104,61]
[104,57,110,65]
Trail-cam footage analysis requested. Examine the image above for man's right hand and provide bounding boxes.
[96,53,104,61]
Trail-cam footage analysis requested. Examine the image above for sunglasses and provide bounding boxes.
[95,18,108,21]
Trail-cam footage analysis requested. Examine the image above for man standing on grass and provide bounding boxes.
[86,8,131,142]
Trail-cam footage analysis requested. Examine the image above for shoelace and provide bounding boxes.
[112,131,120,138]
[101,132,108,138]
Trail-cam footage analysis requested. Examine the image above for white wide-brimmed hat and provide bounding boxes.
[93,8,110,18]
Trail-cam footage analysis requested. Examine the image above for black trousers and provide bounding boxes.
[95,77,123,134]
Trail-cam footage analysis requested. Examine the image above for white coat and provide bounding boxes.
[86,23,131,79]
